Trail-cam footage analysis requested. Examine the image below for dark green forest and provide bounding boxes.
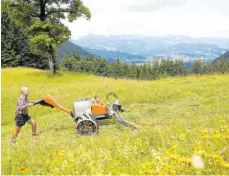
[1,12,48,69]
[60,54,229,80]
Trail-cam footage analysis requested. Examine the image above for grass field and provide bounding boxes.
[1,67,229,175]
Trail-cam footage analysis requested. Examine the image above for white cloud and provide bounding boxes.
[122,0,186,12]
[62,0,229,39]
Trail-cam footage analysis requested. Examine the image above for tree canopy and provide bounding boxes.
[2,0,91,74]
[1,12,48,69]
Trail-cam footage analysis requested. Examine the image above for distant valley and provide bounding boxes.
[84,48,146,63]
[72,35,229,64]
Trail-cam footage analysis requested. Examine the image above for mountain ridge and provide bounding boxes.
[214,51,229,63]
[57,41,90,60]
[72,35,229,62]
[84,48,146,63]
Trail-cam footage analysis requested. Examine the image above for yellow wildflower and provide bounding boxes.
[19,167,29,173]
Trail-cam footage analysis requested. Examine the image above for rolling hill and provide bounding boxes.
[57,41,146,63]
[214,50,229,63]
[57,41,90,60]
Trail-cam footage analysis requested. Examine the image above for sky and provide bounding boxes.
[62,0,229,39]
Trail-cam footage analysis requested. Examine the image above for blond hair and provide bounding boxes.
[20,87,29,94]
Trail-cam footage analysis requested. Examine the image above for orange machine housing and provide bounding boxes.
[91,103,108,116]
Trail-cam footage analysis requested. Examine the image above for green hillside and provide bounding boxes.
[58,41,90,60]
[214,51,229,63]
[1,68,229,175]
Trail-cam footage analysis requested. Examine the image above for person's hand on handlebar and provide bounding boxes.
[27,102,34,107]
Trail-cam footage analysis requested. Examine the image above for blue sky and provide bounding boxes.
[62,0,229,39]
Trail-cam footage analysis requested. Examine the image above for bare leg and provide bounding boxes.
[27,119,37,135]
[11,126,21,142]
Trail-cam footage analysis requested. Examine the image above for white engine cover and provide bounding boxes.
[73,99,92,117]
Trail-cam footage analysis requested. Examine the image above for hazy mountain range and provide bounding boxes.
[84,48,146,63]
[71,35,229,63]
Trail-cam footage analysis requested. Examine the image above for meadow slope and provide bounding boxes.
[1,68,229,175]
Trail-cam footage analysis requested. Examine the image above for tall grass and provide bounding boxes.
[1,67,229,174]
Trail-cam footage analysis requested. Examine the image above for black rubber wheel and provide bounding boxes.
[76,119,98,136]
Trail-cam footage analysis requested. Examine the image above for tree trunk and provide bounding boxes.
[48,57,54,74]
[48,47,57,75]
[40,0,46,21]
[53,57,57,75]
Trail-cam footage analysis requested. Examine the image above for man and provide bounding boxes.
[11,87,37,143]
